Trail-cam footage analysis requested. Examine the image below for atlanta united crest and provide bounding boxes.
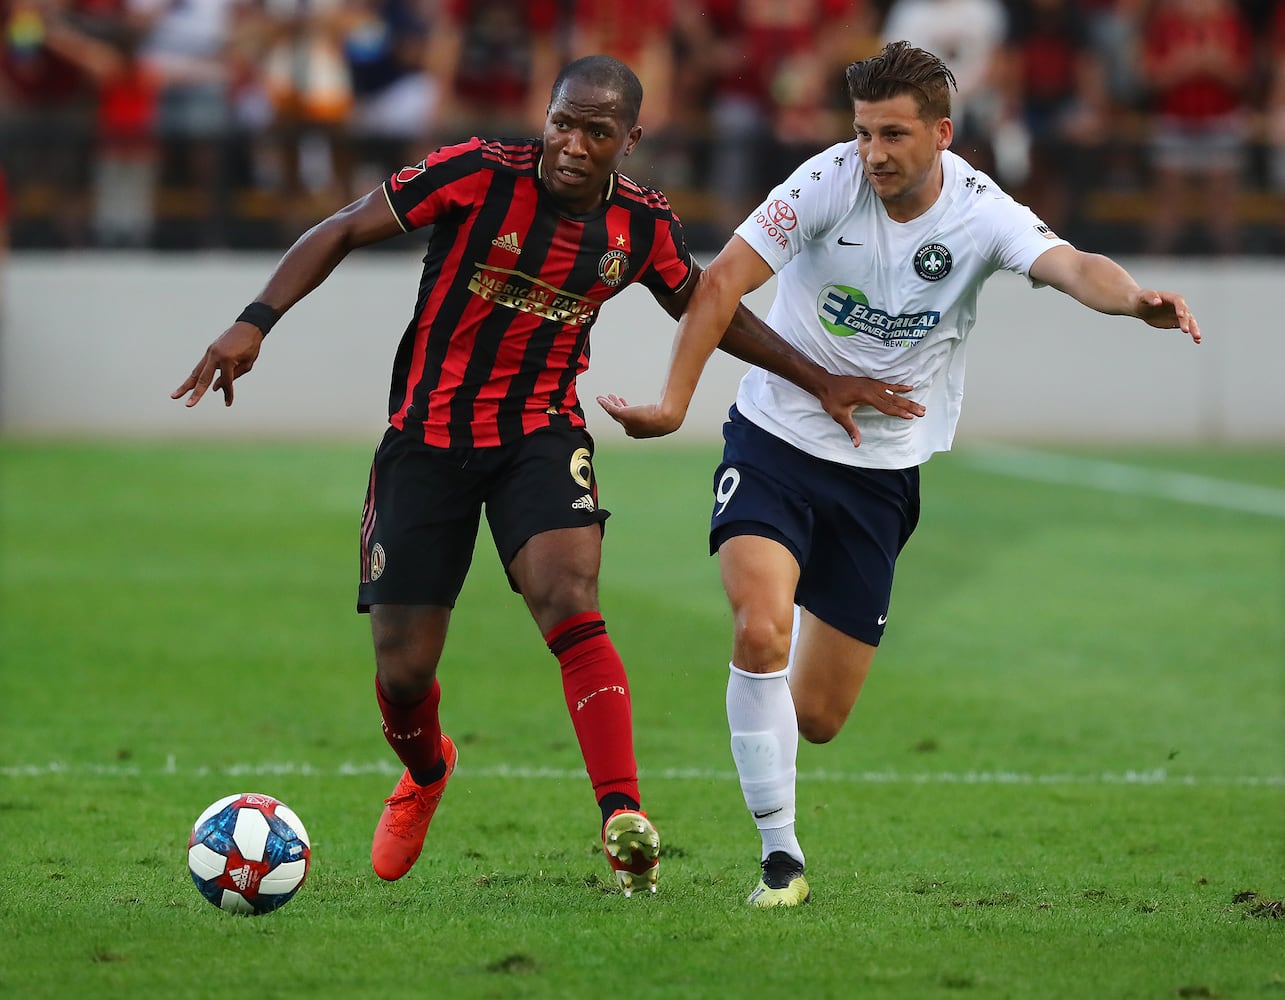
[597,249,629,287]
[914,243,952,281]
[369,542,386,581]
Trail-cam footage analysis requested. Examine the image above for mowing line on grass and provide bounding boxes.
[960,447,1285,519]
[2,760,1281,786]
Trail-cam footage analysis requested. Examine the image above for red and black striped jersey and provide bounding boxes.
[381,136,695,448]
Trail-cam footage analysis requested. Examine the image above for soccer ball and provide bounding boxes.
[187,792,311,915]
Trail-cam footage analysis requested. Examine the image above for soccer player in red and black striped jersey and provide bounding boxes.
[174,55,879,897]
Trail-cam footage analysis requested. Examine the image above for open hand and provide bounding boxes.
[1133,289,1201,343]
[595,394,684,439]
[815,375,926,446]
[171,323,265,407]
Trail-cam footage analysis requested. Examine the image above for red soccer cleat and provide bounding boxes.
[371,734,458,881]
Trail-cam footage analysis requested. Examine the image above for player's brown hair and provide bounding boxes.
[844,41,957,122]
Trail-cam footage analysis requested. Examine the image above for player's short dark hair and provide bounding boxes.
[551,55,644,126]
[845,41,957,122]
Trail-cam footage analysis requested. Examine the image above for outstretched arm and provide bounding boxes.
[1028,244,1201,342]
[172,189,405,407]
[712,291,925,445]
[598,236,924,444]
[601,236,767,437]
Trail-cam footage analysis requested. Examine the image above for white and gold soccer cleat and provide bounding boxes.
[602,809,660,897]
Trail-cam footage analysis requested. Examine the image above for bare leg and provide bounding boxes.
[789,608,877,745]
[368,603,456,881]
[370,604,452,780]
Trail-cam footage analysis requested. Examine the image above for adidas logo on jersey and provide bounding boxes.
[491,231,522,254]
[572,494,596,512]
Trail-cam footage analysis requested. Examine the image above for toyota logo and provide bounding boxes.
[766,199,798,230]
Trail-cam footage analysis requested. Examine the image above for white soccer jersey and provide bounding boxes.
[733,145,1068,469]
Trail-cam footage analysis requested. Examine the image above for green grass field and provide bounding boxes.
[1,440,1282,999]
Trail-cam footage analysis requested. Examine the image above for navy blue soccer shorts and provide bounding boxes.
[709,406,920,646]
[357,422,609,611]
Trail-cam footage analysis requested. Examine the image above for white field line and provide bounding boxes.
[959,447,1285,519]
[1,759,1281,787]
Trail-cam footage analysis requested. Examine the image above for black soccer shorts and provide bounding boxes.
[357,423,610,610]
[708,406,920,646]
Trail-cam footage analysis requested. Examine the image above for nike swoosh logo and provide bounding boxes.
[837,237,863,246]
[752,807,783,820]
[877,614,888,625]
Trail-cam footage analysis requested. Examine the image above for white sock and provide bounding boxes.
[726,662,804,865]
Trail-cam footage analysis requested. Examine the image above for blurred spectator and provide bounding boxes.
[1269,6,1285,169]
[1,0,129,246]
[1067,0,1151,200]
[1264,2,1285,249]
[0,163,6,318]
[2,0,1282,255]
[0,163,9,264]
[338,0,437,194]
[999,0,1106,237]
[666,2,718,196]
[1139,0,1253,255]
[565,0,679,188]
[128,0,241,247]
[91,16,155,245]
[567,0,673,129]
[772,3,880,162]
[688,0,870,237]
[256,0,351,236]
[427,0,559,142]
[881,0,1008,174]
[1078,0,1147,116]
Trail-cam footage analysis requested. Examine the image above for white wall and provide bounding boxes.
[2,252,1279,444]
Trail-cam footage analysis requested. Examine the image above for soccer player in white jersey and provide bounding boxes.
[597,40,1201,907]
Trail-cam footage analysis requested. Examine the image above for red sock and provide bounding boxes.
[375,676,444,784]
[545,611,640,806]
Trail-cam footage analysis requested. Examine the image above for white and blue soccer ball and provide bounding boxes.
[187,792,311,915]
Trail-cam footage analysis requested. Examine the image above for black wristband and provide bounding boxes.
[236,301,280,337]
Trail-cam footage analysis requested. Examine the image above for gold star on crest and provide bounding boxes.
[615,234,627,247]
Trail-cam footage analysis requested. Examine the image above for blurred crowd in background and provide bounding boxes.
[2,0,1283,256]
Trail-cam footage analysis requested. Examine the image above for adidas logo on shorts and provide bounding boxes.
[572,494,596,512]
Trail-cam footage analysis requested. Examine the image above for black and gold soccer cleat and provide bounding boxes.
[747,851,811,908]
